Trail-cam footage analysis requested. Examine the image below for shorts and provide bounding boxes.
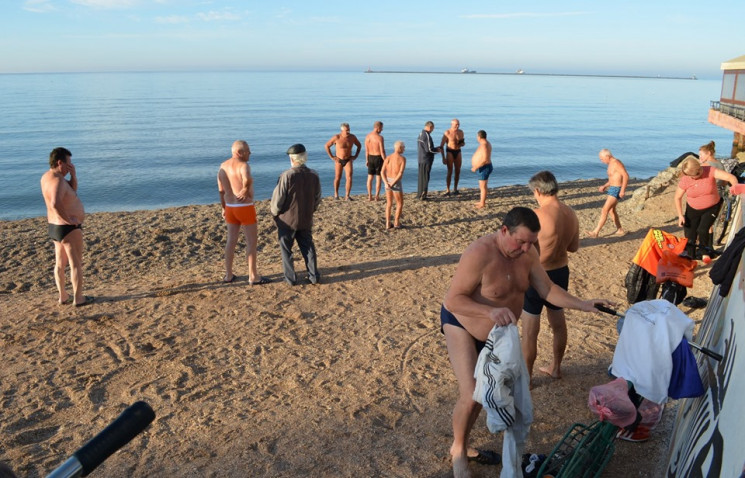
[477,163,493,181]
[607,186,622,199]
[440,304,486,354]
[48,223,82,242]
[225,204,257,226]
[523,265,570,315]
[367,155,383,175]
[385,177,402,192]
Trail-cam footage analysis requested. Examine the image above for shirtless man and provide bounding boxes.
[325,123,361,200]
[381,141,406,230]
[520,171,579,383]
[587,149,629,237]
[217,140,268,285]
[364,121,386,201]
[442,207,609,478]
[40,147,93,307]
[470,130,493,209]
[440,118,465,195]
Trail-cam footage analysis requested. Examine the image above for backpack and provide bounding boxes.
[625,264,660,304]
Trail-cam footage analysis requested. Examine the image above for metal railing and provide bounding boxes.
[710,101,745,121]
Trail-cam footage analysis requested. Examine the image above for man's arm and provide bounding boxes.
[619,162,630,197]
[66,163,78,192]
[270,174,288,216]
[439,134,447,160]
[236,164,253,201]
[352,135,361,159]
[313,174,322,212]
[324,136,337,159]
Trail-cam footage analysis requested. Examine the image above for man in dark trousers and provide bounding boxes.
[417,121,442,200]
[270,144,322,285]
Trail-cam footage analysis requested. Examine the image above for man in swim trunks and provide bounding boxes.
[587,148,629,237]
[325,122,361,200]
[381,141,406,229]
[440,118,465,195]
[218,140,268,285]
[364,121,386,202]
[40,147,92,306]
[520,171,580,383]
[470,130,493,209]
[441,206,611,478]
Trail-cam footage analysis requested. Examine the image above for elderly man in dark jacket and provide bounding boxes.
[270,144,322,285]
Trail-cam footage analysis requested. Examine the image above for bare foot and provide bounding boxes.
[539,366,562,379]
[474,203,485,209]
[374,196,380,202]
[452,455,471,478]
[367,196,373,201]
[386,223,392,230]
[585,230,599,238]
[614,229,626,236]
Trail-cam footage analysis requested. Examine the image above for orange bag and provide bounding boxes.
[655,249,696,287]
[632,229,688,277]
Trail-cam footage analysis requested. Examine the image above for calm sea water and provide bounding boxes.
[0,71,731,221]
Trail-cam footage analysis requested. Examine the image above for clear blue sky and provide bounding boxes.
[1,0,743,78]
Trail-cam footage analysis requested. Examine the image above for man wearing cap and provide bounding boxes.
[271,144,323,285]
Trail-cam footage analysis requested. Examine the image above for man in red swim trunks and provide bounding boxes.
[218,140,269,285]
[41,147,93,306]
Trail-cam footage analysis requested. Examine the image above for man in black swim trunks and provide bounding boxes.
[441,207,610,477]
[364,121,386,201]
[40,147,93,306]
[440,118,465,196]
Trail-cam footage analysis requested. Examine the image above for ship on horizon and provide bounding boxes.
[461,68,476,74]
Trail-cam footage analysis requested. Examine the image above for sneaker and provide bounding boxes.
[616,425,650,442]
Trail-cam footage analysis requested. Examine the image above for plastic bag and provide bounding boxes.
[588,378,638,428]
[655,250,696,287]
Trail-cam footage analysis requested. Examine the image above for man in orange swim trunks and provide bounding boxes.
[218,140,269,285]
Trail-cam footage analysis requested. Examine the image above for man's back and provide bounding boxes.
[219,158,252,204]
[365,131,384,157]
[535,199,579,270]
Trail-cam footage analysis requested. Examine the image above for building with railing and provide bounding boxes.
[708,54,745,157]
[666,54,745,477]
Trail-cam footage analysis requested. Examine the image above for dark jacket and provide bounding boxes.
[270,165,321,230]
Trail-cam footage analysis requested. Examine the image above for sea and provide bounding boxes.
[0,71,731,221]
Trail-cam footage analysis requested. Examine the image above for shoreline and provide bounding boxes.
[0,176,713,477]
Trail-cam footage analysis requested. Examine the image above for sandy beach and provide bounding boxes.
[0,176,715,477]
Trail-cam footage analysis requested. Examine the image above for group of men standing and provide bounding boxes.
[41,137,627,477]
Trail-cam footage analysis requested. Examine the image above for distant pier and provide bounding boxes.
[363,69,697,81]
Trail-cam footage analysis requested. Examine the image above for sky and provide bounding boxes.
[1,0,743,78]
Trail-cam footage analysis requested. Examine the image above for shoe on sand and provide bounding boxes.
[467,449,501,466]
[75,296,95,307]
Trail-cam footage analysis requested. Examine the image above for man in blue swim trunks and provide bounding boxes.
[470,130,493,209]
[520,171,579,383]
[587,148,629,238]
[441,207,611,477]
[41,147,93,306]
